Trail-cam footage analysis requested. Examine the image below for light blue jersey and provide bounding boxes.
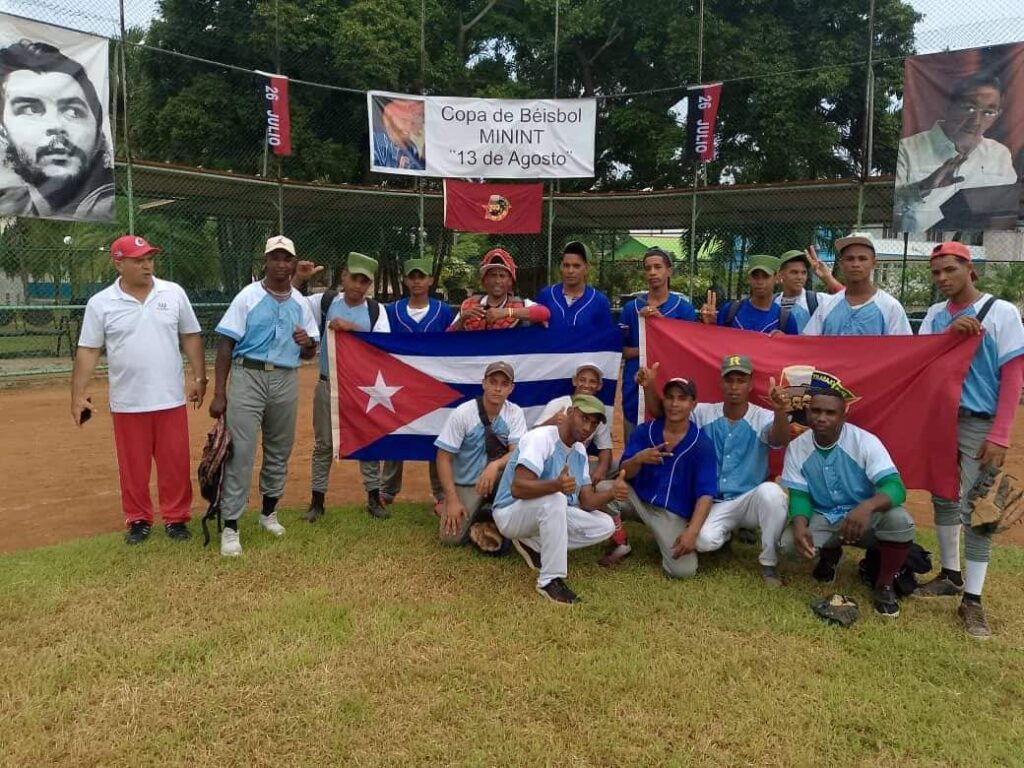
[215,282,319,369]
[781,424,898,524]
[493,425,591,509]
[435,399,527,486]
[692,402,776,500]
[305,295,391,377]
[919,294,1024,415]
[803,289,912,336]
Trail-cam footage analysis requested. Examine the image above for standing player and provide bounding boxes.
[619,247,698,442]
[449,248,550,330]
[802,233,912,336]
[535,241,613,329]
[209,236,319,557]
[700,255,798,335]
[781,372,915,618]
[293,252,394,521]
[492,394,623,604]
[914,241,1024,638]
[72,235,206,544]
[635,356,792,584]
[774,248,842,332]
[386,258,453,509]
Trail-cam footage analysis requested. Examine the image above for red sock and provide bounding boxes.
[610,514,629,546]
[875,541,911,588]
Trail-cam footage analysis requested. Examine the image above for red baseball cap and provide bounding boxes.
[929,241,972,262]
[111,235,161,260]
[480,247,517,283]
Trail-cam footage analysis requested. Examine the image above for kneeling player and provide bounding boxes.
[491,395,624,604]
[781,373,915,617]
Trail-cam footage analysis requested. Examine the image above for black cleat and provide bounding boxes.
[873,584,900,618]
[164,522,191,541]
[537,577,580,605]
[367,491,389,519]
[512,539,542,571]
[125,520,152,545]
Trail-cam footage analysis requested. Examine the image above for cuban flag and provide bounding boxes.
[328,326,623,460]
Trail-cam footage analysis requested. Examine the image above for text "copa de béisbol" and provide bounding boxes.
[440,105,584,125]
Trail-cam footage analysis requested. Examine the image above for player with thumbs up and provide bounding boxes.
[490,394,623,605]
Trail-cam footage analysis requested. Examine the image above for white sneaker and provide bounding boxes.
[259,511,286,537]
[221,527,242,557]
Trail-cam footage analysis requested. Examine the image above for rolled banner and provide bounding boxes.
[258,71,292,157]
[687,82,722,163]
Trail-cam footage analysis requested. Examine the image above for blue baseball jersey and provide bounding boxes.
[718,298,798,334]
[781,424,899,524]
[692,402,776,500]
[622,419,718,519]
[215,282,319,369]
[536,284,613,330]
[305,295,391,378]
[493,425,591,509]
[620,293,698,424]
[372,130,424,170]
[434,400,528,486]
[386,298,454,334]
[919,294,1024,415]
[803,289,912,336]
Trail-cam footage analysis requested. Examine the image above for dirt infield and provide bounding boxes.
[2,364,1024,552]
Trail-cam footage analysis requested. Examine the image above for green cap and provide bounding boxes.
[346,252,378,279]
[746,254,780,276]
[721,354,753,377]
[571,394,607,423]
[402,258,433,277]
[779,249,808,267]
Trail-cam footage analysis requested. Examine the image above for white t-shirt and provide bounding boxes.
[534,395,613,451]
[802,289,912,337]
[78,277,201,413]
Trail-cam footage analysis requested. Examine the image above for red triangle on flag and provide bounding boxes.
[331,332,463,457]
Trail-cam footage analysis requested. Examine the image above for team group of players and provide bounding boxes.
[71,229,1024,638]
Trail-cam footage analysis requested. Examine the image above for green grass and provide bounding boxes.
[2,506,1023,767]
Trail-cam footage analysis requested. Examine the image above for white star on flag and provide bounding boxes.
[358,371,403,414]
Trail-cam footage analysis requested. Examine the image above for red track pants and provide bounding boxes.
[111,405,192,526]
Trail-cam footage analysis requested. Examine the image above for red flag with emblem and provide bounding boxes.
[443,179,543,234]
[642,318,980,499]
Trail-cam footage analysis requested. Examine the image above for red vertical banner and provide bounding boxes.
[261,73,292,157]
[686,82,722,162]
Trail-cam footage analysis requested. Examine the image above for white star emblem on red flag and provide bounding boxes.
[358,371,403,413]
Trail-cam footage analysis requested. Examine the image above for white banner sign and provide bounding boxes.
[368,91,596,179]
[0,13,114,221]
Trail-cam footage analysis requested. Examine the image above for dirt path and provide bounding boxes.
[2,366,1023,552]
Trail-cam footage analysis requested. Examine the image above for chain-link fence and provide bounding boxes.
[1,0,1023,373]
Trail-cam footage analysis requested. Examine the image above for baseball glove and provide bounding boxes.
[810,594,859,628]
[469,521,505,553]
[969,464,1024,534]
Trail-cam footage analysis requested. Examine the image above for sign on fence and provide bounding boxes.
[894,42,1024,233]
[0,13,114,222]
[367,91,596,179]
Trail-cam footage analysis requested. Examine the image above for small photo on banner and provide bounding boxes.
[368,91,427,176]
[443,179,543,234]
[0,13,114,222]
[686,82,722,163]
[894,42,1024,234]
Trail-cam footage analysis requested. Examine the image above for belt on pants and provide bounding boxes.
[958,407,994,420]
[240,357,290,372]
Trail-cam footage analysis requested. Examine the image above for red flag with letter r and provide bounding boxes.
[444,179,543,234]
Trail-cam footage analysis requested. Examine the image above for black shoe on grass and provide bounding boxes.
[164,522,191,541]
[125,521,152,545]
[512,539,542,571]
[873,584,900,618]
[537,577,579,605]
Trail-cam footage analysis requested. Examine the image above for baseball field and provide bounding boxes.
[2,368,1023,766]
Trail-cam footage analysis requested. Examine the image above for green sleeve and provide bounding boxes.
[788,488,814,521]
[875,473,907,508]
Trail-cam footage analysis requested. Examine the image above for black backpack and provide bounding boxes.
[319,289,381,337]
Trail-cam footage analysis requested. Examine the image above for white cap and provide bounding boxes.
[574,361,604,378]
[264,235,296,256]
[834,231,875,255]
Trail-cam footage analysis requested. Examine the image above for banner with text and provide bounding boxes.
[686,83,722,162]
[258,72,291,157]
[368,91,596,178]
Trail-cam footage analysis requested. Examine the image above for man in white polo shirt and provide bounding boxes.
[72,235,206,545]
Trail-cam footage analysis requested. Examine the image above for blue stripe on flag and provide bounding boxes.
[354,325,622,357]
